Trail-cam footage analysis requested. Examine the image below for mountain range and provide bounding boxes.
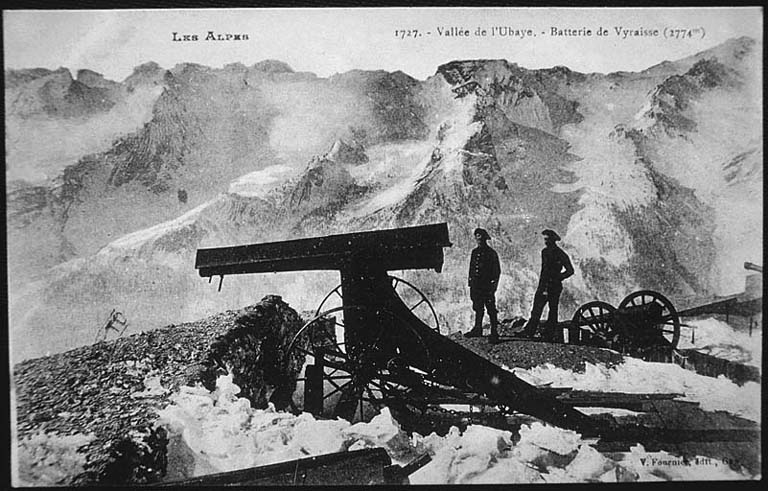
[6,37,762,361]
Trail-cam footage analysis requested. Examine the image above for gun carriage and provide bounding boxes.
[195,222,748,437]
[565,290,681,356]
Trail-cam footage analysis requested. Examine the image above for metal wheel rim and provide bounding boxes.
[389,275,441,333]
[313,276,440,333]
[618,290,681,348]
[572,301,617,346]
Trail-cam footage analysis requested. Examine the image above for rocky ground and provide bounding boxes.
[13,295,304,486]
[447,322,625,373]
[13,302,759,485]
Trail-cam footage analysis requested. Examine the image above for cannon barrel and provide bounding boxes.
[569,302,663,328]
[195,223,452,278]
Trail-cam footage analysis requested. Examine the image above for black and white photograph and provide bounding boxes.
[5,6,763,486]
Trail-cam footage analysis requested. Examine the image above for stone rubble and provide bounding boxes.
[13,295,304,486]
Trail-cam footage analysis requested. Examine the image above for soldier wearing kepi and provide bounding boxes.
[518,229,574,340]
[464,228,501,344]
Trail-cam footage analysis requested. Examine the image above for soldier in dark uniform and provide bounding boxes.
[464,228,501,344]
[518,229,574,340]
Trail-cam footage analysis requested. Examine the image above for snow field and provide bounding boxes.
[678,317,762,367]
[155,372,758,483]
[514,358,760,422]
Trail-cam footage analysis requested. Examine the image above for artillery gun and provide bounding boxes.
[195,222,759,437]
[565,290,681,356]
[196,223,603,435]
[562,262,762,354]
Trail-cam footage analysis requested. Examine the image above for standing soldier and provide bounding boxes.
[464,228,501,344]
[517,229,574,340]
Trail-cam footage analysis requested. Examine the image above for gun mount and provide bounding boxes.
[196,223,604,436]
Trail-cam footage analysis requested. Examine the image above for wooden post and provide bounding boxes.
[305,349,325,416]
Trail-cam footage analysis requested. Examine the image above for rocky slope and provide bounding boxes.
[13,295,305,486]
[6,37,762,361]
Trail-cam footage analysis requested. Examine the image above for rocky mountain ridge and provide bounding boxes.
[6,37,762,361]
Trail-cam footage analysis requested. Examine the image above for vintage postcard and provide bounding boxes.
[5,7,762,486]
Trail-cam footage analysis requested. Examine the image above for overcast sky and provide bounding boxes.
[3,7,763,81]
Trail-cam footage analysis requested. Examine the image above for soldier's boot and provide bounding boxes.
[514,320,537,338]
[488,325,500,344]
[541,321,560,342]
[488,312,500,344]
[464,311,484,338]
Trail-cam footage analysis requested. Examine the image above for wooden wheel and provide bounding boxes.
[315,276,440,333]
[572,301,617,347]
[618,290,681,349]
[286,306,433,423]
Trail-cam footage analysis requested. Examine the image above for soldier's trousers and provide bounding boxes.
[470,288,498,330]
[526,286,562,335]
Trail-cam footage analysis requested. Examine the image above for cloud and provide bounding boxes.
[64,17,138,78]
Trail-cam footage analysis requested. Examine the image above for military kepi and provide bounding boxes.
[474,228,490,240]
[542,229,561,241]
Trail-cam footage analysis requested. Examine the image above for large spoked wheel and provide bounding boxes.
[618,290,681,349]
[315,286,344,317]
[572,301,617,348]
[286,306,433,423]
[315,276,441,333]
[390,276,441,333]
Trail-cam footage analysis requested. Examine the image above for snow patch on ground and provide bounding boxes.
[578,407,645,417]
[130,372,170,399]
[155,374,758,484]
[156,374,419,477]
[412,420,754,483]
[515,358,761,422]
[678,317,762,367]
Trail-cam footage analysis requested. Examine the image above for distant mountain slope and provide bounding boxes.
[5,67,120,118]
[6,37,762,361]
[6,62,427,286]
